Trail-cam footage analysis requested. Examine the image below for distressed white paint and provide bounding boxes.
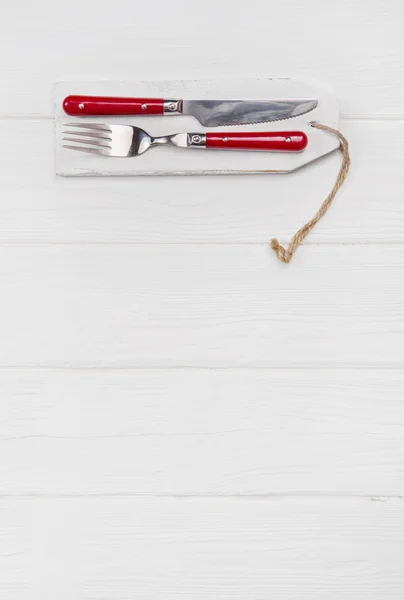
[0,0,404,597]
[55,79,339,175]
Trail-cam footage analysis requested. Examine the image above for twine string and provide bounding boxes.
[270,121,351,264]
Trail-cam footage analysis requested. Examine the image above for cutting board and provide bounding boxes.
[55,78,339,176]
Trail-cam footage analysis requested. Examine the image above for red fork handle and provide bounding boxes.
[63,95,165,116]
[206,131,307,152]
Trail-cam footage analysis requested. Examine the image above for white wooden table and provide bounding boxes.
[1,1,403,598]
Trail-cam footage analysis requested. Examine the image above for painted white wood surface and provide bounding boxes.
[1,369,403,496]
[0,0,403,597]
[1,245,403,367]
[1,497,404,599]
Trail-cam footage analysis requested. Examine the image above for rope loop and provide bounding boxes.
[271,121,351,264]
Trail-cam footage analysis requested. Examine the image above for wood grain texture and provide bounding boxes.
[0,0,403,117]
[0,120,403,243]
[0,244,402,368]
[1,369,404,496]
[1,497,403,599]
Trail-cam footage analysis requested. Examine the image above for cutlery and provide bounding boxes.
[62,124,308,156]
[63,96,318,127]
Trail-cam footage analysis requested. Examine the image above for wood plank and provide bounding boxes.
[0,0,403,117]
[0,120,404,243]
[0,244,403,369]
[1,369,404,495]
[1,497,403,599]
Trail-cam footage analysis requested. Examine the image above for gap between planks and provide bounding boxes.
[0,493,402,501]
[0,241,402,246]
[0,365,403,371]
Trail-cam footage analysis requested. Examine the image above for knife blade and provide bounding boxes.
[63,96,318,126]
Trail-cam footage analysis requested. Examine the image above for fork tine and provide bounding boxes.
[63,136,111,148]
[63,144,108,156]
[62,130,112,140]
[64,122,112,132]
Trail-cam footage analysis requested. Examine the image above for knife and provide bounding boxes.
[63,96,318,127]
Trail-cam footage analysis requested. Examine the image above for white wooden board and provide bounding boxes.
[1,369,403,496]
[1,245,403,368]
[1,497,403,599]
[55,79,339,175]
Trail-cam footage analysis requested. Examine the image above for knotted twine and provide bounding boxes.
[270,121,351,264]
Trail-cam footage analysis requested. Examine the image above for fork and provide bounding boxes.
[62,123,308,156]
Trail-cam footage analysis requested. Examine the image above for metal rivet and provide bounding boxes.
[223,137,228,142]
[192,135,202,144]
[285,137,291,143]
[141,104,147,110]
[168,102,176,111]
[78,103,84,110]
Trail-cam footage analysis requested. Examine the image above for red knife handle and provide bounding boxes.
[63,95,169,116]
[206,131,307,152]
